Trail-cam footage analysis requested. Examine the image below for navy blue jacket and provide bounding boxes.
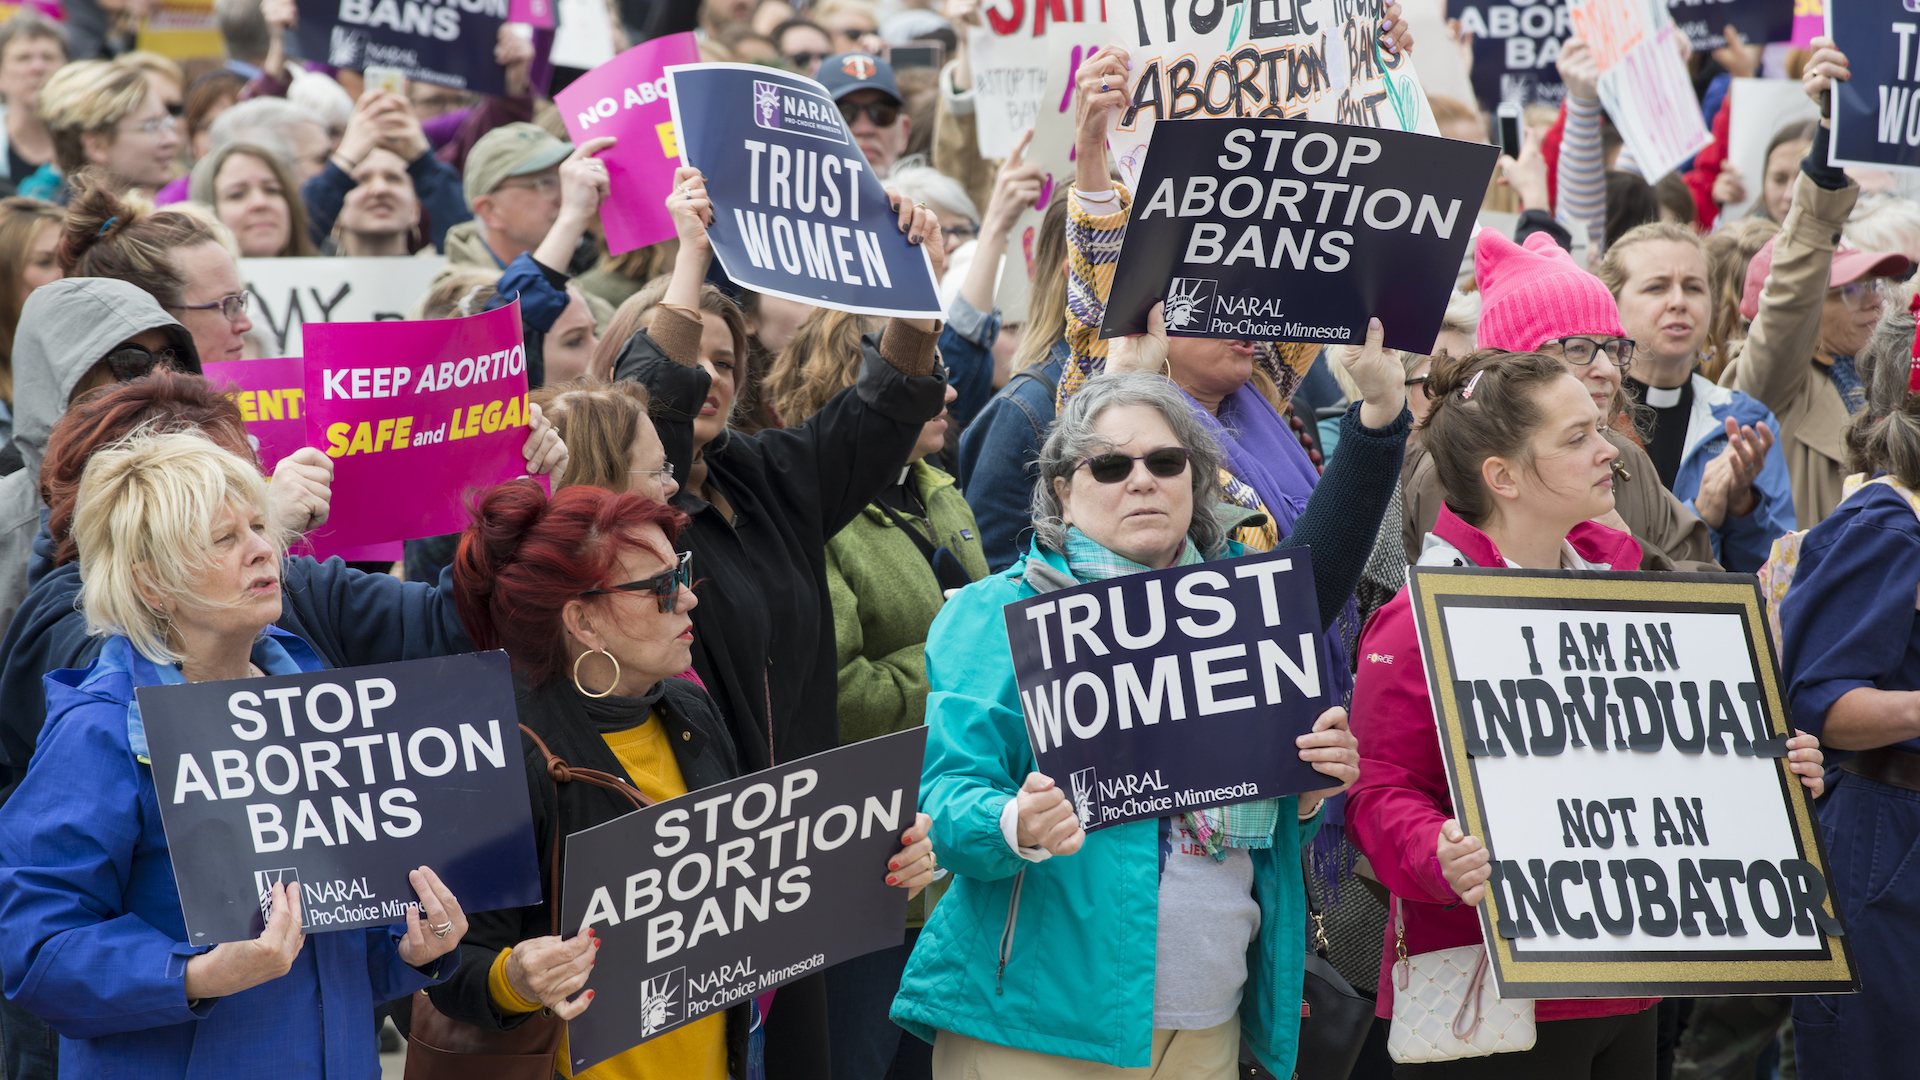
[955,348,1066,573]
[300,153,471,253]
[1782,480,1920,756]
[0,553,470,806]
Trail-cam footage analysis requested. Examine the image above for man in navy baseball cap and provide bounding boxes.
[815,52,909,177]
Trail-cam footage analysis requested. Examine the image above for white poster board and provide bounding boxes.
[239,256,449,356]
[1721,77,1819,223]
[1402,0,1477,109]
[1572,0,1712,180]
[968,5,1109,160]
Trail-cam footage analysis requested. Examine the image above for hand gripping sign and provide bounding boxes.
[138,652,540,944]
[665,63,945,319]
[1407,567,1858,999]
[555,33,703,255]
[1003,549,1335,832]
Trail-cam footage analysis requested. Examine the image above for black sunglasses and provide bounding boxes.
[102,343,180,382]
[579,550,694,613]
[838,100,900,127]
[786,51,824,69]
[1077,447,1190,484]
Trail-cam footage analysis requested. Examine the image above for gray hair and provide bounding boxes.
[887,164,978,223]
[207,97,322,162]
[1846,193,1920,264]
[215,0,268,64]
[1844,304,1920,486]
[1030,372,1229,558]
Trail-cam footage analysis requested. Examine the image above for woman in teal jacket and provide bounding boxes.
[891,373,1364,1078]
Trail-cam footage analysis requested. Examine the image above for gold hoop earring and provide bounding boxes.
[572,648,620,699]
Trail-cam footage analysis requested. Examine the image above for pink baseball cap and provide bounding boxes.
[1740,235,1912,320]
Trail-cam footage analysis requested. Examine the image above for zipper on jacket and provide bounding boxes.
[995,869,1025,995]
[762,668,776,766]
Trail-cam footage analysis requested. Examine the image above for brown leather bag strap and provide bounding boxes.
[517,724,655,938]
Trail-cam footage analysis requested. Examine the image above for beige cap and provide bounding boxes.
[463,122,573,207]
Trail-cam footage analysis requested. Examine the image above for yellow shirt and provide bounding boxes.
[487,710,728,1080]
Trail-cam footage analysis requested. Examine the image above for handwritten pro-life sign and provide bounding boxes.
[302,301,540,551]
[137,652,541,945]
[292,0,508,93]
[1100,118,1496,352]
[1826,0,1920,170]
[1408,568,1858,998]
[555,32,701,256]
[665,64,945,319]
[561,729,927,1069]
[1003,550,1332,831]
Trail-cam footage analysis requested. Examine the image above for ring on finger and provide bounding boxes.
[430,919,455,937]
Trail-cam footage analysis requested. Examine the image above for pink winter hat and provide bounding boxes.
[1473,228,1626,352]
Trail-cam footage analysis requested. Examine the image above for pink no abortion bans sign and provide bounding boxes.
[301,302,540,551]
[554,32,699,255]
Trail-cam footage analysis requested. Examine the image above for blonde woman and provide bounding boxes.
[0,431,469,1077]
[36,57,182,196]
[530,376,680,502]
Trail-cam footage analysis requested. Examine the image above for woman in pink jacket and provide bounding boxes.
[1347,348,1829,1078]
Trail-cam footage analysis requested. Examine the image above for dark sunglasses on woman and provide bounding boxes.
[101,344,181,381]
[1077,447,1190,484]
[579,550,695,613]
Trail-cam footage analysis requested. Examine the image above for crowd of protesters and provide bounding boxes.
[0,0,1906,1077]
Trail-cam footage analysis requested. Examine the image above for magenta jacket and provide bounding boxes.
[1348,504,1659,1023]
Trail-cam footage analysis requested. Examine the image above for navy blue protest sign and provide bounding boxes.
[1100,117,1497,353]
[1003,549,1333,832]
[292,0,508,95]
[664,63,945,319]
[1827,0,1920,170]
[1457,0,1570,113]
[1670,0,1794,51]
[136,651,540,945]
[560,728,927,1068]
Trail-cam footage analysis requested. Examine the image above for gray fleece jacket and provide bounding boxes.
[0,278,199,634]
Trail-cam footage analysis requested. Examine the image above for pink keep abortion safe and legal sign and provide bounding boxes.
[300,302,541,551]
[554,32,700,256]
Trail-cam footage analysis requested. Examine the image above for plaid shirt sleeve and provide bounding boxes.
[1058,183,1134,410]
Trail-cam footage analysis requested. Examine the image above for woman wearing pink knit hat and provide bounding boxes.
[1399,227,1721,572]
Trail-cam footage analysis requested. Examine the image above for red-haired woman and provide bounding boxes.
[427,480,938,1079]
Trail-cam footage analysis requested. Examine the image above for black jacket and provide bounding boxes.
[611,320,946,772]
[422,676,749,1065]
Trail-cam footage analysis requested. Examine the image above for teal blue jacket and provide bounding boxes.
[891,539,1321,1074]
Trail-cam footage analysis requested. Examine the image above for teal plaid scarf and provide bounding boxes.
[1061,528,1280,859]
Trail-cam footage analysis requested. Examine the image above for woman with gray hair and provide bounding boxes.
[0,430,470,1077]
[892,372,1361,1079]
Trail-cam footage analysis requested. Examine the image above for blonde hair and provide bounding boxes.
[764,308,877,421]
[1011,191,1072,373]
[414,269,502,320]
[118,50,184,95]
[38,59,155,174]
[74,430,283,663]
[529,376,654,491]
[1595,220,1704,297]
[589,275,750,396]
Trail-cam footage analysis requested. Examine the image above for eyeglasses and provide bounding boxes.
[786,51,824,70]
[101,343,180,381]
[1540,335,1634,370]
[838,100,900,127]
[123,113,179,136]
[1404,374,1430,389]
[629,462,675,483]
[941,221,979,243]
[496,174,561,196]
[580,550,694,613]
[171,292,249,322]
[1076,446,1190,484]
[1832,279,1887,311]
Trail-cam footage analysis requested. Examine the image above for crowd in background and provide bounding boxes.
[0,0,1907,1079]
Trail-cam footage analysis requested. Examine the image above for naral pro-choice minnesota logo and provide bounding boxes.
[1164,278,1219,331]
[253,867,298,916]
[640,967,686,1038]
[1069,767,1098,830]
[751,80,847,144]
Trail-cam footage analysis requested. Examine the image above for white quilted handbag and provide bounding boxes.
[1386,897,1537,1063]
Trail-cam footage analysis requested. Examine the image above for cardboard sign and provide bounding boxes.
[991,38,1095,322]
[1826,0,1920,171]
[1722,76,1820,219]
[1106,0,1441,192]
[1572,0,1713,180]
[240,256,448,357]
[292,0,508,92]
[1003,550,1332,832]
[1408,568,1858,998]
[1100,117,1496,351]
[136,652,541,944]
[561,728,927,1068]
[556,33,701,256]
[665,63,945,319]
[1458,0,1570,113]
[967,5,1109,159]
[549,0,616,69]
[302,302,537,550]
[1668,0,1795,51]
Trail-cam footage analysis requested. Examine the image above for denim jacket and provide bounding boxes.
[955,346,1067,572]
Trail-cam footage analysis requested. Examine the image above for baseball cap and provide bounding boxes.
[815,52,901,105]
[1740,236,1913,320]
[463,122,574,207]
